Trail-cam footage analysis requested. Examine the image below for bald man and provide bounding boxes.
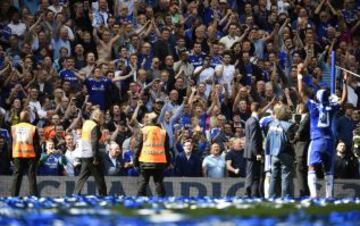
[225,138,247,178]
[74,109,107,196]
[10,111,41,196]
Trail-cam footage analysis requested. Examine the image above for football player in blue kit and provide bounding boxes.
[297,63,348,198]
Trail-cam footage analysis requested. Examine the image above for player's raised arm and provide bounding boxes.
[338,72,348,106]
[297,63,307,103]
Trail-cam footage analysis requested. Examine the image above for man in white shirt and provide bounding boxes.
[219,23,249,50]
[8,12,27,37]
[215,52,235,95]
[48,0,63,15]
[64,134,80,176]
[28,87,47,123]
[92,0,111,28]
[193,56,214,98]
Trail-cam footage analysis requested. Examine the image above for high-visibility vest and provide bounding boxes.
[11,122,36,158]
[79,120,98,158]
[139,126,167,163]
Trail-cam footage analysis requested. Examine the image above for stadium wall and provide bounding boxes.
[0,176,359,197]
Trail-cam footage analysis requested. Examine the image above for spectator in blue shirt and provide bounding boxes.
[188,42,206,68]
[59,57,79,89]
[122,136,139,176]
[75,66,111,110]
[202,143,226,178]
[38,140,67,176]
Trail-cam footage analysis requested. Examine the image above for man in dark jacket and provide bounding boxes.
[134,112,171,197]
[294,103,310,197]
[334,141,359,179]
[336,103,356,152]
[244,102,264,197]
[0,135,11,175]
[103,141,124,176]
[153,28,176,66]
[226,138,247,177]
[174,140,202,177]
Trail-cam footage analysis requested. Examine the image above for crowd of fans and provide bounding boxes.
[0,0,359,181]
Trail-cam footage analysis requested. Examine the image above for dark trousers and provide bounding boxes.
[74,158,107,196]
[11,158,39,197]
[295,141,310,197]
[137,168,166,197]
[245,159,262,197]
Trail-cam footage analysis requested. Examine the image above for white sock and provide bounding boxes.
[264,173,271,199]
[308,171,317,198]
[325,174,334,198]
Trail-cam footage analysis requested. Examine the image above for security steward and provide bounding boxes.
[10,111,41,197]
[134,112,171,197]
[74,109,107,196]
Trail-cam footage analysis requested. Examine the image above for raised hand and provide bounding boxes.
[297,63,304,75]
[284,88,290,96]
[191,86,197,94]
[137,100,143,106]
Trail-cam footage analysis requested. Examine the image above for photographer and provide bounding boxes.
[38,139,67,176]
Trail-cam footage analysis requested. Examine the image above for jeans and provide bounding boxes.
[269,153,294,198]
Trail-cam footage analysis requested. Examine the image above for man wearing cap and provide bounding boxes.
[134,112,171,196]
[10,111,41,196]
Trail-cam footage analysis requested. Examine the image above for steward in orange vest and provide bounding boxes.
[10,111,41,197]
[74,109,107,196]
[134,112,171,197]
